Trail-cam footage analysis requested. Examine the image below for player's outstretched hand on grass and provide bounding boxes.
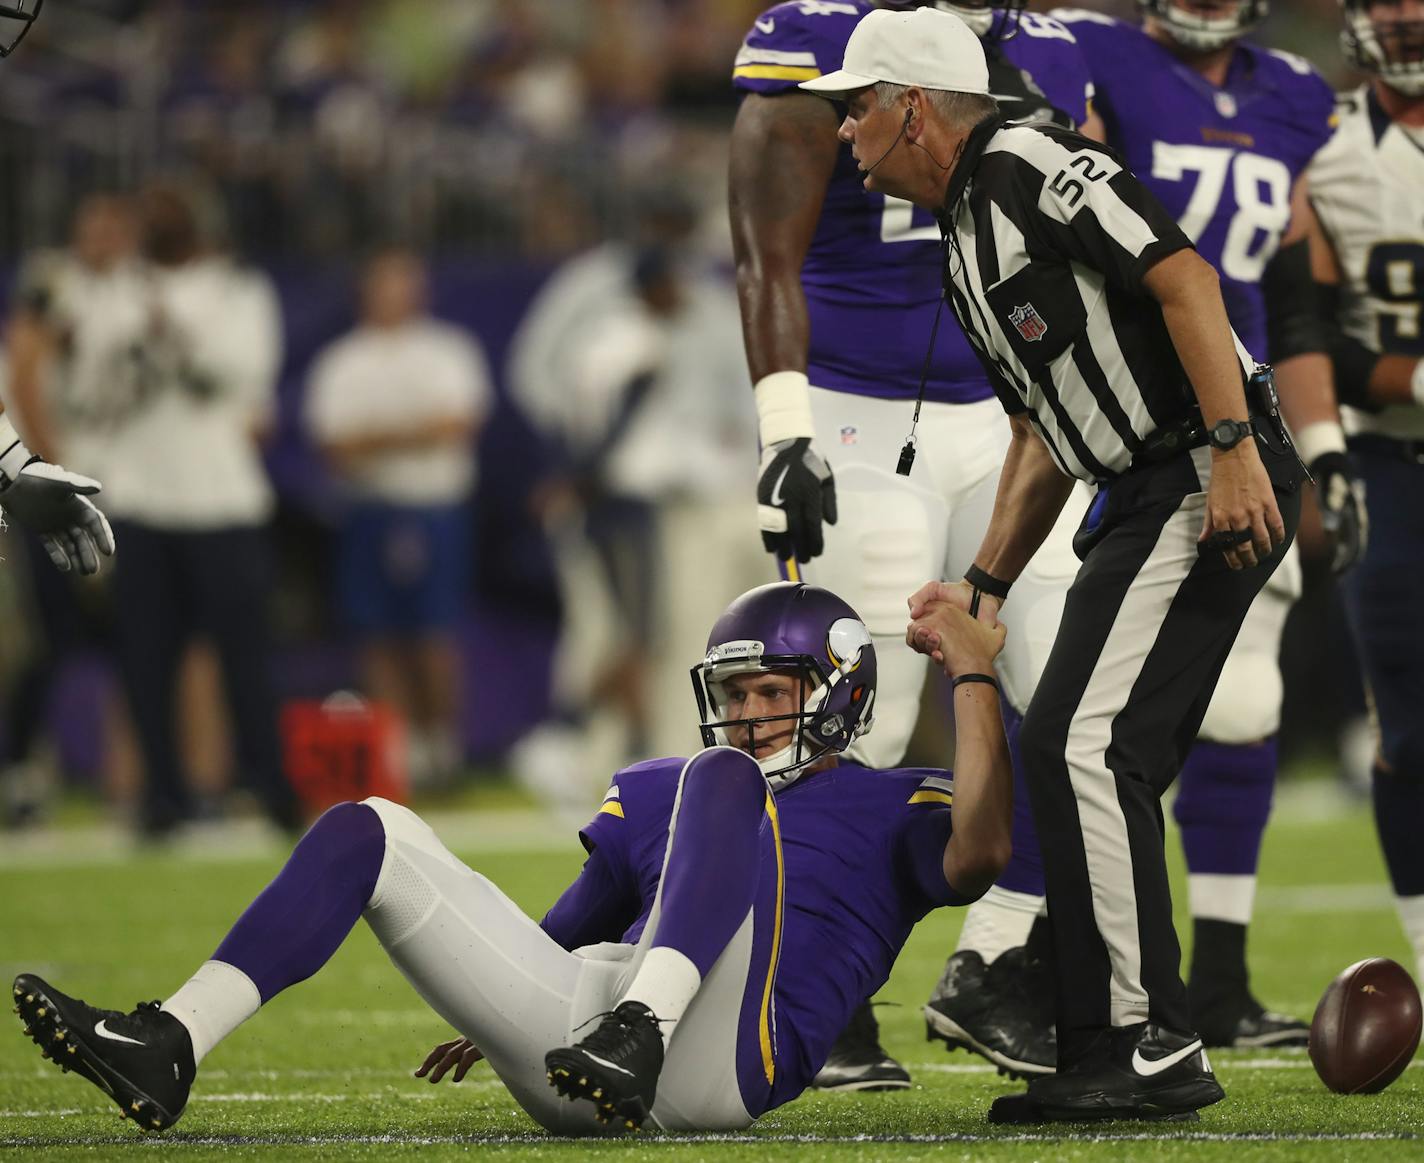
[906,600,1006,678]
[415,1036,485,1083]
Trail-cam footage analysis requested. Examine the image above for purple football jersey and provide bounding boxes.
[733,2,1094,403]
[1055,9,1336,362]
[545,755,966,1114]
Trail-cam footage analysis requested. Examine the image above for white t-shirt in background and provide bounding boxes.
[305,319,492,507]
[100,257,283,530]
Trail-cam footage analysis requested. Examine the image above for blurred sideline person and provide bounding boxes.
[1309,0,1424,987]
[306,248,493,790]
[510,235,760,808]
[729,0,1097,1090]
[0,194,137,823]
[928,0,1362,1069]
[15,583,1014,1136]
[101,182,297,838]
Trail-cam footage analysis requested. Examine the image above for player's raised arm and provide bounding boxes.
[906,602,1012,900]
[729,91,840,563]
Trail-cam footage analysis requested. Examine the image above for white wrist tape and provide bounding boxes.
[1411,360,1424,407]
[754,371,815,448]
[0,413,32,483]
[1294,420,1347,467]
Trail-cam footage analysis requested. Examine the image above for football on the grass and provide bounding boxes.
[1309,957,1422,1094]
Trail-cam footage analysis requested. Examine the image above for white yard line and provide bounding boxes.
[1,1129,1420,1144]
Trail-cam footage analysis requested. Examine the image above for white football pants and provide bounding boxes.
[359,796,759,1134]
[791,390,1088,768]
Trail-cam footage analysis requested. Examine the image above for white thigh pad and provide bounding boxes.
[1197,575,1293,744]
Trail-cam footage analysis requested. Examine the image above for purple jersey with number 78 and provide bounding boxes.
[1052,8,1337,362]
[732,1,1095,404]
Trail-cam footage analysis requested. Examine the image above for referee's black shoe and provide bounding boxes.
[546,1001,664,1131]
[12,974,195,1131]
[987,1023,1223,1124]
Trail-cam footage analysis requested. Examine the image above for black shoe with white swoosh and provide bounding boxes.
[987,1023,1224,1124]
[545,1001,664,1131]
[12,973,195,1131]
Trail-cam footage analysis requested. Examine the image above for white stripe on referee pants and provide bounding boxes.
[1063,449,1209,1026]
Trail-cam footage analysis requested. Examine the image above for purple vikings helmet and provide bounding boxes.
[692,583,876,791]
[1342,0,1424,96]
[878,1,1026,40]
[0,0,41,57]
[1139,0,1267,50]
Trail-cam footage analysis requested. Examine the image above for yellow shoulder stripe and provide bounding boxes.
[733,65,822,82]
[908,790,954,807]
[598,801,625,818]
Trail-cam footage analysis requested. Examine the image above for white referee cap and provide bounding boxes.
[799,7,989,100]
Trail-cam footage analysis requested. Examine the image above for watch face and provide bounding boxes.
[1211,420,1248,449]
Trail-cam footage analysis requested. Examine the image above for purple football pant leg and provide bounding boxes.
[995,705,1046,896]
[652,748,768,977]
[213,801,386,1001]
[1172,738,1277,877]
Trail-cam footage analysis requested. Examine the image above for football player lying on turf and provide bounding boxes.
[13,581,1011,1135]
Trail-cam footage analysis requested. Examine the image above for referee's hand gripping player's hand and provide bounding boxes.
[1200,439,1285,571]
[906,599,1006,677]
[415,1036,485,1084]
[907,579,1002,629]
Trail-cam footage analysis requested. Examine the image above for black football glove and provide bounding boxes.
[0,460,116,575]
[756,437,837,562]
[1312,451,1366,575]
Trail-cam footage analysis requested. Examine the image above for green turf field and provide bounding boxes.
[2,782,1421,1160]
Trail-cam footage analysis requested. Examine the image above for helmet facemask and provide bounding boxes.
[1344,1,1424,96]
[691,635,874,791]
[1140,0,1266,51]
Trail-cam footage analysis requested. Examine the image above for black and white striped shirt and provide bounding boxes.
[937,116,1254,482]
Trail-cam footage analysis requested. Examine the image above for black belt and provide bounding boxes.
[1129,367,1284,474]
[1349,433,1424,464]
[1131,413,1207,470]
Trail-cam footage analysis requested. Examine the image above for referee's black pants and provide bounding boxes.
[1019,441,1301,1068]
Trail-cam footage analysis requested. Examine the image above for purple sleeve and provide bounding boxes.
[538,833,640,951]
[731,0,865,96]
[898,806,976,908]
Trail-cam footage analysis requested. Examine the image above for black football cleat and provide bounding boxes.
[812,1001,911,1091]
[988,1022,1224,1124]
[545,1001,664,1131]
[924,947,1055,1078]
[1198,1000,1310,1049]
[12,973,195,1131]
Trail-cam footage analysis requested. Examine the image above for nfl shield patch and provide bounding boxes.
[840,425,858,445]
[1009,303,1048,342]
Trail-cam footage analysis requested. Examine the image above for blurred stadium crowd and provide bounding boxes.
[0,0,1374,834]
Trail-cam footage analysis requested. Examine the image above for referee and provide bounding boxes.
[800,7,1300,1123]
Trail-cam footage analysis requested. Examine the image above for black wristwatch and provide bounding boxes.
[1208,418,1253,452]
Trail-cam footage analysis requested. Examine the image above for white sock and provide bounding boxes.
[954,886,1044,963]
[1188,874,1257,927]
[1394,894,1424,988]
[161,960,261,1065]
[619,947,701,1049]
